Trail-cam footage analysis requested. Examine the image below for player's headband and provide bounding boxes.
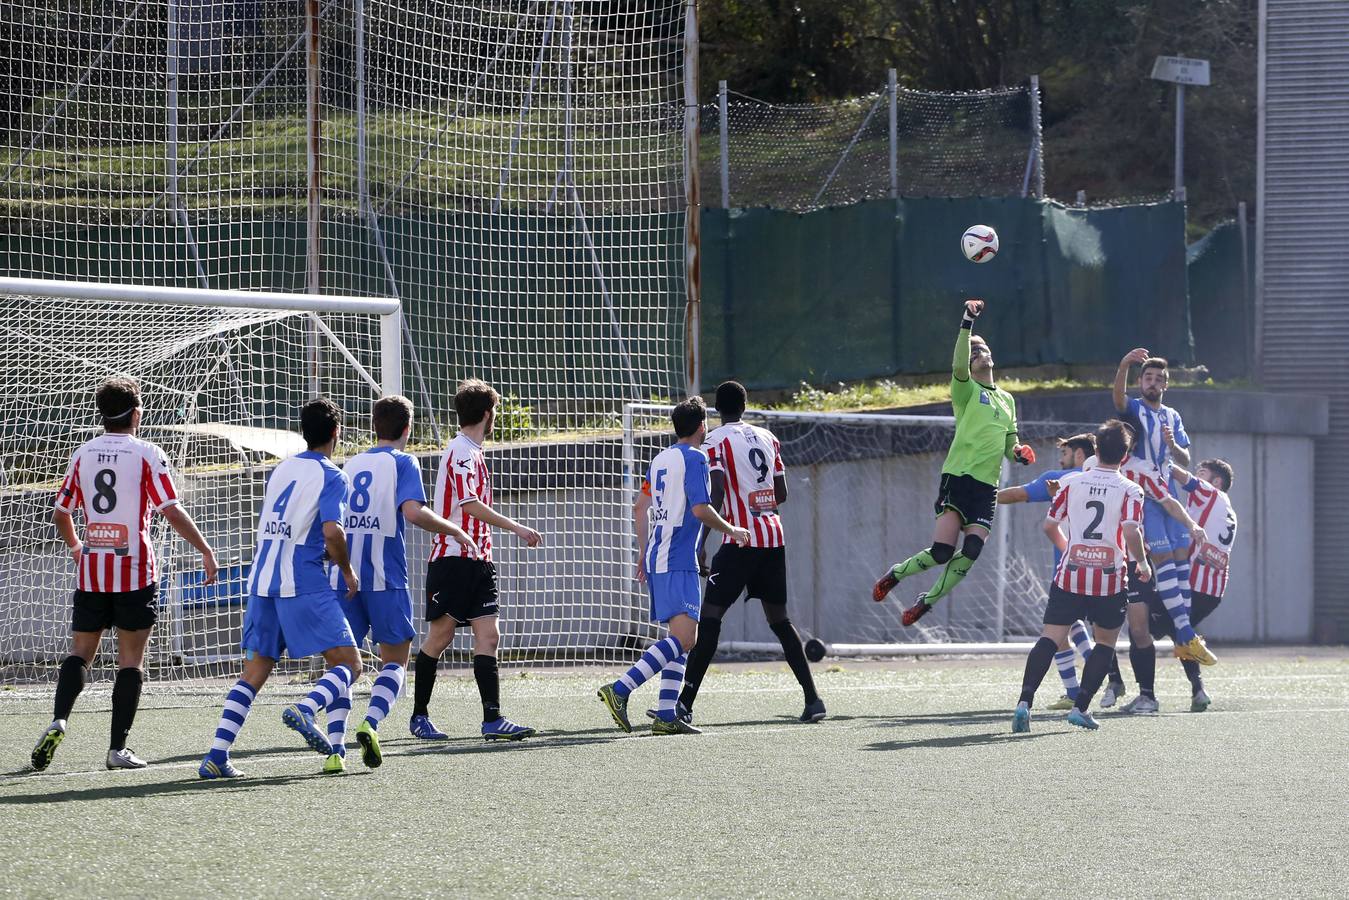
[103,403,139,421]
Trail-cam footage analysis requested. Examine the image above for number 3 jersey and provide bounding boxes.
[54,433,181,593]
[702,422,785,548]
[1048,466,1145,596]
[1186,479,1238,598]
[330,446,427,594]
[248,451,349,598]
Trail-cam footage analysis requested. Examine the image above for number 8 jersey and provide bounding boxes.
[54,433,181,592]
[1048,466,1145,596]
[703,421,785,548]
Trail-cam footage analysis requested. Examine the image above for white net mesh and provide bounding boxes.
[701,85,1036,211]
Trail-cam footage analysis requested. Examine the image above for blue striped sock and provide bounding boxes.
[656,654,687,720]
[326,680,351,757]
[615,636,684,699]
[300,665,352,716]
[1154,560,1196,643]
[1054,649,1080,699]
[364,663,405,729]
[1069,620,1094,659]
[209,679,256,764]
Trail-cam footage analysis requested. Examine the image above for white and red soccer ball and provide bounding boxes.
[961,224,999,263]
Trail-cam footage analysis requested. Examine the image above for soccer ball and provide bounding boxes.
[961,225,999,263]
[804,638,827,663]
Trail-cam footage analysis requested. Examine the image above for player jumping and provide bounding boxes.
[598,397,750,735]
[873,299,1034,623]
[33,378,218,772]
[1012,420,1152,732]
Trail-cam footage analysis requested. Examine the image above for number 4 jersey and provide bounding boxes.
[54,433,182,593]
[248,451,349,598]
[703,422,785,548]
[1048,466,1145,596]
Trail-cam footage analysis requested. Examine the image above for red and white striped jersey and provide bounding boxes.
[1084,453,1167,502]
[1187,480,1238,598]
[429,433,492,562]
[703,421,785,548]
[1048,466,1144,597]
[53,433,180,593]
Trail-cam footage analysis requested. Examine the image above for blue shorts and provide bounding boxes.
[646,571,702,624]
[241,590,356,661]
[340,588,415,647]
[1142,497,1192,555]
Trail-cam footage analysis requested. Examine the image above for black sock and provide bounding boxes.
[678,617,722,710]
[1018,637,1058,706]
[770,619,819,705]
[1075,645,1116,712]
[412,650,439,718]
[1130,644,1156,699]
[473,654,500,723]
[53,655,88,722]
[1181,659,1203,694]
[1108,650,1124,686]
[109,667,144,751]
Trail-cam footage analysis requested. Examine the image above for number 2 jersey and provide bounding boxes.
[1186,479,1238,597]
[702,421,785,548]
[248,451,349,598]
[1048,466,1145,596]
[54,433,181,593]
[330,446,428,594]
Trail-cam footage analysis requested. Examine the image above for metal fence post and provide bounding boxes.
[1029,74,1044,199]
[888,68,898,202]
[718,79,729,208]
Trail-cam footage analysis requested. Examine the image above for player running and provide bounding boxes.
[997,432,1097,709]
[331,395,479,769]
[598,397,750,735]
[663,381,825,726]
[200,397,361,778]
[409,379,542,743]
[32,378,218,772]
[1113,349,1216,665]
[1123,459,1238,714]
[873,299,1034,624]
[1012,420,1152,732]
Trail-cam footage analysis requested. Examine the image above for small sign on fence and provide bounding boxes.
[1150,56,1211,86]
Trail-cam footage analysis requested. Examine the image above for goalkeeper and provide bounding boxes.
[872,299,1033,625]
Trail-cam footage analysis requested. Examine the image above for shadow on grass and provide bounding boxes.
[863,731,1061,752]
[0,770,353,805]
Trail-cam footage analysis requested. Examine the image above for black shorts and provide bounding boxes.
[1125,560,1156,605]
[704,545,787,608]
[934,473,997,531]
[1145,591,1222,639]
[71,585,158,632]
[1043,584,1126,630]
[425,557,499,625]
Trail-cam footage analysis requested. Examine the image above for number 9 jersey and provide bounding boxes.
[1048,466,1145,597]
[54,433,181,592]
[702,421,785,548]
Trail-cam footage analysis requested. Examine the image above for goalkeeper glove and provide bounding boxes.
[1013,444,1035,466]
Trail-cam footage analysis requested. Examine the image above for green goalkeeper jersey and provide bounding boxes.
[942,326,1018,487]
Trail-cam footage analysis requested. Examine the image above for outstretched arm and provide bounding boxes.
[403,500,478,558]
[462,499,542,547]
[161,504,219,585]
[1114,348,1148,413]
[1161,494,1207,547]
[951,299,982,407]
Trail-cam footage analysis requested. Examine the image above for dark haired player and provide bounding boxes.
[410,379,543,742]
[873,299,1035,623]
[33,378,218,772]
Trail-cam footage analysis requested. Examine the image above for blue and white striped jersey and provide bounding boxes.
[331,446,427,593]
[643,442,710,575]
[248,451,349,598]
[1124,396,1190,495]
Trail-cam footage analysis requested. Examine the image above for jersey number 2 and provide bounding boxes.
[1083,500,1105,540]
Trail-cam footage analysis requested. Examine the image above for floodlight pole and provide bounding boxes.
[305,0,322,397]
[1174,84,1186,201]
[682,0,701,399]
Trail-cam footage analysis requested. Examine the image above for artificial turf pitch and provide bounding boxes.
[1,647,1345,898]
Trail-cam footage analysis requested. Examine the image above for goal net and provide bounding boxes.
[624,404,1088,652]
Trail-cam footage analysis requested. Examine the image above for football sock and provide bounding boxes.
[1130,643,1157,698]
[1069,620,1094,659]
[615,636,683,699]
[1018,636,1058,706]
[1174,557,1198,636]
[364,663,405,728]
[679,617,721,710]
[326,678,352,757]
[656,655,687,722]
[770,619,820,705]
[1108,651,1124,686]
[473,654,501,722]
[1154,559,1196,644]
[922,552,975,604]
[208,679,256,763]
[53,654,88,724]
[1054,649,1080,699]
[109,666,143,751]
[299,665,352,717]
[1181,659,1204,694]
[412,650,439,718]
[1074,645,1117,712]
[891,545,948,581]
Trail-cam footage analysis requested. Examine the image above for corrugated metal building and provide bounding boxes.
[1258,0,1349,640]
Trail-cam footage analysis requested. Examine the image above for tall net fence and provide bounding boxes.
[700,84,1038,211]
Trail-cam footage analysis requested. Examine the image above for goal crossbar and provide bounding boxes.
[0,276,400,316]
